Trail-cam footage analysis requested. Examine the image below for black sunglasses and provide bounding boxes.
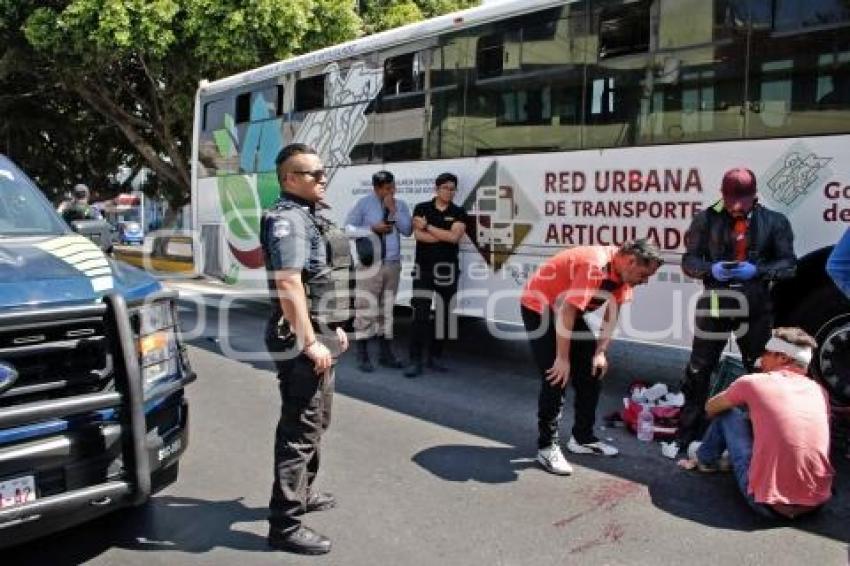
[291,169,327,180]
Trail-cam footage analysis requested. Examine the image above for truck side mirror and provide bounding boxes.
[71,219,114,254]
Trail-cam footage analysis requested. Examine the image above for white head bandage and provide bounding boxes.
[764,336,813,367]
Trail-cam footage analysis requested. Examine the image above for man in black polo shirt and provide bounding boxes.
[405,172,468,378]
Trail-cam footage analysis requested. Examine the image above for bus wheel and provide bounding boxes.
[790,285,850,403]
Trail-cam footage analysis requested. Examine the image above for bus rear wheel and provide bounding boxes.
[789,285,850,404]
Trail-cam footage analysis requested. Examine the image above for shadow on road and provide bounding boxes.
[412,445,536,483]
[5,496,270,564]
[182,299,850,544]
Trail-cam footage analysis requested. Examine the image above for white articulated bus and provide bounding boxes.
[191,0,850,399]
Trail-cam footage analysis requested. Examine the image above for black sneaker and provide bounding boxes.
[404,362,422,378]
[426,358,448,372]
[268,525,331,555]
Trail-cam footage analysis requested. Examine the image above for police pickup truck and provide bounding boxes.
[0,155,194,547]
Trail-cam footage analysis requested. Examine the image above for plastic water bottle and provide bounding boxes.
[637,404,654,442]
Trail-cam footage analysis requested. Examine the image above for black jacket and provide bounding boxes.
[682,201,796,289]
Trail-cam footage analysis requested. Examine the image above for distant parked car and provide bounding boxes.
[118,221,144,245]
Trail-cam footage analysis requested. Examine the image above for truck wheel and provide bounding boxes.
[789,285,850,403]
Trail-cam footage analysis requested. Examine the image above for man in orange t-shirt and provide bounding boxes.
[521,240,663,475]
[679,327,834,519]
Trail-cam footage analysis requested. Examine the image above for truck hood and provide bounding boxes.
[0,234,160,310]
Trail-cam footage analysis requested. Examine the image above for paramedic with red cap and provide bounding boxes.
[671,168,797,456]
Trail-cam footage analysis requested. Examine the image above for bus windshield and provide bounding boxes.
[0,156,68,237]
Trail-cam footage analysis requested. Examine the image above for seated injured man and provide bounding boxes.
[678,327,834,519]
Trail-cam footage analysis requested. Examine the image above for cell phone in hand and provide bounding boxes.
[721,261,739,269]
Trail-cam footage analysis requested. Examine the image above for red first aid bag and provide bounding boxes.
[620,382,681,438]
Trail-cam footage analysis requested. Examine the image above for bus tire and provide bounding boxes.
[788,284,850,403]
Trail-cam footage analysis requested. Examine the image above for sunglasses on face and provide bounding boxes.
[291,169,327,180]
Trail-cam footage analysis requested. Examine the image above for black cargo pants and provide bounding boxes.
[676,291,772,449]
[266,331,334,534]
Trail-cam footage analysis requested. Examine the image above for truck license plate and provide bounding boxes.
[0,475,36,509]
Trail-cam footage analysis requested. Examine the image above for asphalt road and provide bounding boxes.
[6,297,850,565]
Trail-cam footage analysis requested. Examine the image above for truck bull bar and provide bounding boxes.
[0,293,154,526]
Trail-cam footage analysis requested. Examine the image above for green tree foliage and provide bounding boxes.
[0,1,131,201]
[361,0,479,33]
[0,0,476,213]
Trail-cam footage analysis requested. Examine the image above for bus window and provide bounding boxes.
[349,97,380,164]
[199,97,235,177]
[476,33,505,79]
[235,85,283,125]
[295,74,325,112]
[817,57,850,109]
[640,44,748,144]
[658,0,715,49]
[202,98,228,132]
[235,92,251,124]
[427,39,465,159]
[775,0,850,31]
[584,63,647,148]
[383,52,423,95]
[714,0,773,33]
[747,25,850,138]
[376,50,427,163]
[463,7,587,156]
[597,0,650,59]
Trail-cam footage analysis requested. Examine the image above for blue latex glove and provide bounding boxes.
[729,261,757,281]
[711,262,732,282]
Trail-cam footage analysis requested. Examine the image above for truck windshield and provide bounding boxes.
[0,156,68,237]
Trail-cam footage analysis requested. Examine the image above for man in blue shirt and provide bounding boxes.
[827,228,850,299]
[345,170,412,371]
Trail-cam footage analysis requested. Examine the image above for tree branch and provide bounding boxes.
[69,77,186,191]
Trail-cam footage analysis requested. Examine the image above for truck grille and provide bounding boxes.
[0,309,112,407]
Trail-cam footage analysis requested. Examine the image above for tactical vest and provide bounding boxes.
[62,203,94,222]
[265,200,353,330]
[308,213,353,328]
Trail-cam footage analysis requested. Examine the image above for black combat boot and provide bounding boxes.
[378,336,404,368]
[268,525,332,555]
[356,340,374,372]
[404,360,422,378]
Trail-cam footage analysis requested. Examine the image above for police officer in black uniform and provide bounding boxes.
[261,144,352,555]
[405,172,468,378]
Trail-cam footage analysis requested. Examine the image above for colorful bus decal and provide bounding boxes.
[464,161,539,271]
[205,62,384,277]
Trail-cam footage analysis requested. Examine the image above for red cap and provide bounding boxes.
[720,168,756,207]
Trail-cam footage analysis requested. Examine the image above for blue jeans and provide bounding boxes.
[696,409,776,519]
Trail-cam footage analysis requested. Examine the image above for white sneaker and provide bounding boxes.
[688,441,731,472]
[687,441,702,461]
[537,445,573,475]
[660,441,680,459]
[566,436,619,457]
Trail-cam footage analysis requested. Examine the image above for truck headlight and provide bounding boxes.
[137,302,180,393]
[139,302,174,335]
